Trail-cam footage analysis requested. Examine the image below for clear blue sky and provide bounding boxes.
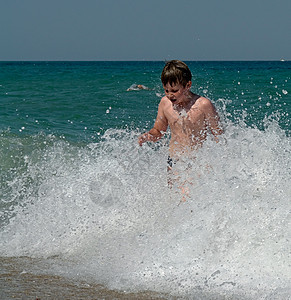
[1,0,290,61]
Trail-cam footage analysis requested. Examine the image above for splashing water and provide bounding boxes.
[0,115,290,299]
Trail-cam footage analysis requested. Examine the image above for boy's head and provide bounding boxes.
[161,60,192,87]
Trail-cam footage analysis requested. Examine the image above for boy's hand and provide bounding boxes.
[138,128,163,146]
[138,132,150,146]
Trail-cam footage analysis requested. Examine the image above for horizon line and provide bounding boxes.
[0,59,289,62]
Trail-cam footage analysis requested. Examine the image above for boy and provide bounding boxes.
[138,60,223,160]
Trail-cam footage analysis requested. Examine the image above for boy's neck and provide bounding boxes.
[174,91,199,111]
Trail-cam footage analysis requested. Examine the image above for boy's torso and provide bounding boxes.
[162,96,208,155]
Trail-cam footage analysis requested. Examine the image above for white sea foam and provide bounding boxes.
[0,118,290,299]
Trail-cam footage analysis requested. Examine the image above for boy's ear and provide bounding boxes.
[186,81,192,89]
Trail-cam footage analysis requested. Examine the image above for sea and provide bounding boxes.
[0,61,290,300]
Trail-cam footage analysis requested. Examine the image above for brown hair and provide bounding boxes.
[161,60,192,87]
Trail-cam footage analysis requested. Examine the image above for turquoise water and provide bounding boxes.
[1,61,290,139]
[0,61,290,299]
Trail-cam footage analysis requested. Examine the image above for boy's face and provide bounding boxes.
[163,81,191,105]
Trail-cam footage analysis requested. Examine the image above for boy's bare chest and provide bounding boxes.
[166,107,205,130]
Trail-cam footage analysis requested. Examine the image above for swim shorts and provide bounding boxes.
[167,156,175,169]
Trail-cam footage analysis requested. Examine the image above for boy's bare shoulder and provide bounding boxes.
[161,95,170,103]
[159,96,171,108]
[196,96,212,105]
[195,96,215,111]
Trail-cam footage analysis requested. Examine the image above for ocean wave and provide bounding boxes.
[0,119,290,298]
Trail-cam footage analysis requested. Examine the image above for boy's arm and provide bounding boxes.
[200,98,224,141]
[138,98,168,146]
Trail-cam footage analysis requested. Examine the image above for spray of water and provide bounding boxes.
[0,112,290,299]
